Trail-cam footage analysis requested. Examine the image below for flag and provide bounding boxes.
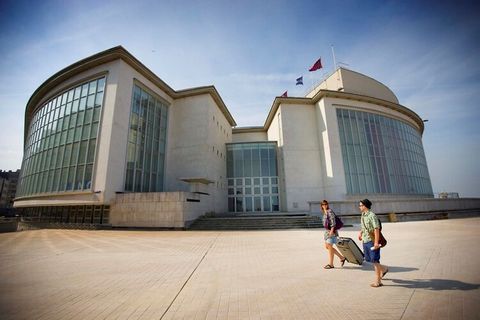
[281,91,288,97]
[309,58,322,72]
[296,76,303,85]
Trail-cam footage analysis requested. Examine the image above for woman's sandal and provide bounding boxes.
[324,264,334,269]
[340,258,346,267]
[370,282,383,288]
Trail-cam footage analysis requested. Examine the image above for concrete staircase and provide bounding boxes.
[188,213,324,230]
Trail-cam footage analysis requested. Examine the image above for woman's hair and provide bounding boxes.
[321,200,329,210]
[360,198,372,209]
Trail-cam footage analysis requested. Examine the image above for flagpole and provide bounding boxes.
[331,45,337,71]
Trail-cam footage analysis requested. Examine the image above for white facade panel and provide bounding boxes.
[279,104,324,211]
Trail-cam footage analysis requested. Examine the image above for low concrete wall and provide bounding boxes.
[110,192,210,228]
[309,198,480,222]
[309,198,480,214]
[0,218,19,233]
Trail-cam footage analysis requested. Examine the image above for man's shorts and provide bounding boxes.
[363,241,381,263]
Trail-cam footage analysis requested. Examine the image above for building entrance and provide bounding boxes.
[226,142,280,213]
[228,177,279,213]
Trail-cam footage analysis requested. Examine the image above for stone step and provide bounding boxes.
[188,215,325,230]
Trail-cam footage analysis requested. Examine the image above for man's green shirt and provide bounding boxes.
[360,210,380,243]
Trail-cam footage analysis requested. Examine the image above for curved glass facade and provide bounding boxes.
[18,77,105,196]
[337,108,433,195]
[124,84,168,192]
[227,142,279,212]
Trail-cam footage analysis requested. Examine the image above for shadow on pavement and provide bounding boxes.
[388,278,480,291]
[343,265,419,274]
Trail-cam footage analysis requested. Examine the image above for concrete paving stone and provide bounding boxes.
[0,218,479,319]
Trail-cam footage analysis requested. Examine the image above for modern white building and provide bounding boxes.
[15,46,451,228]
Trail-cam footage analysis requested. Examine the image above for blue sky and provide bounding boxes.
[0,0,479,197]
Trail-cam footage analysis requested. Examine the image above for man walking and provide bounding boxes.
[358,199,388,287]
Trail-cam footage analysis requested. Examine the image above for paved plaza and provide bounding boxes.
[0,218,479,320]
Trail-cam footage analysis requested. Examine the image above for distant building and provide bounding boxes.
[14,46,447,228]
[0,170,20,215]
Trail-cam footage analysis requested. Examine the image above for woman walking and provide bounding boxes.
[321,200,346,269]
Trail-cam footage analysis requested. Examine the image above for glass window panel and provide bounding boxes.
[66,166,75,190]
[95,93,103,109]
[78,140,87,164]
[228,197,235,212]
[235,197,243,212]
[72,99,79,113]
[85,108,93,123]
[74,87,81,100]
[63,144,72,166]
[86,94,95,109]
[67,128,74,143]
[79,97,87,110]
[74,126,82,141]
[84,164,93,189]
[97,78,105,92]
[272,196,279,211]
[82,124,91,140]
[90,122,98,139]
[245,197,253,212]
[75,165,84,190]
[125,169,134,191]
[81,84,89,97]
[69,113,77,128]
[263,197,271,211]
[70,142,79,165]
[88,80,97,94]
[87,139,96,163]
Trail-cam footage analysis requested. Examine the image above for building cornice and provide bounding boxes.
[263,90,424,134]
[24,46,236,143]
[232,126,266,133]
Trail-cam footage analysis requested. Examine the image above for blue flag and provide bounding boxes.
[296,76,303,85]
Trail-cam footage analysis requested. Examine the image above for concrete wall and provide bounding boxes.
[232,131,267,142]
[307,68,399,104]
[110,192,209,228]
[314,98,347,201]
[266,108,286,211]
[279,103,324,211]
[166,93,230,214]
[339,68,399,104]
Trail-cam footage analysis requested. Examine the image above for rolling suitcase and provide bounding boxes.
[336,237,364,265]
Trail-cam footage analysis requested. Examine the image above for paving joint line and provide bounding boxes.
[399,249,436,319]
[159,232,221,320]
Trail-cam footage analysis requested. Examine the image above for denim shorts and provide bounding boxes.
[325,235,338,245]
[363,241,381,263]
